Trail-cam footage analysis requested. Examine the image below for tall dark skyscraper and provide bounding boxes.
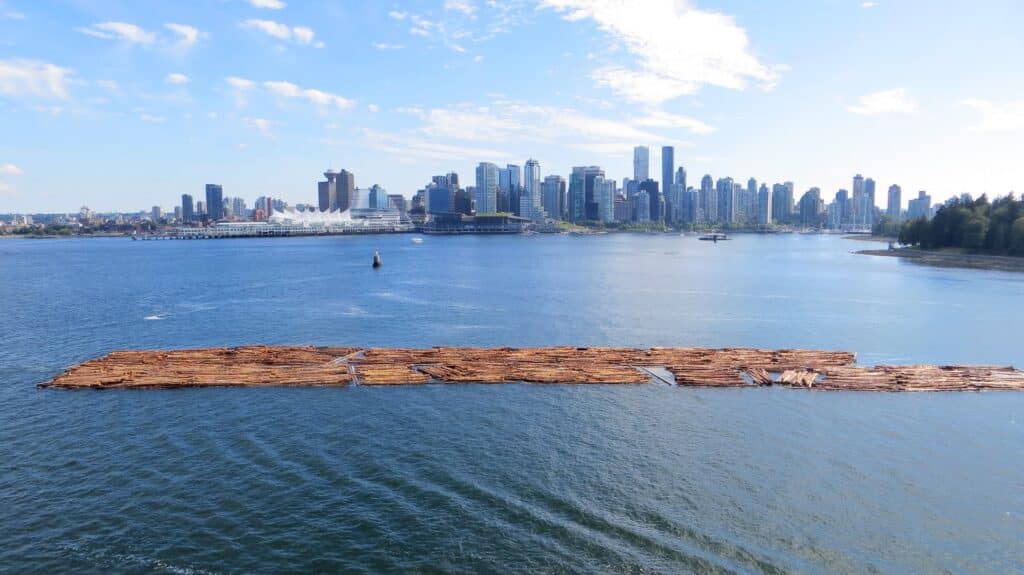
[205,184,223,221]
[640,179,660,222]
[181,194,194,223]
[319,170,338,211]
[337,169,354,212]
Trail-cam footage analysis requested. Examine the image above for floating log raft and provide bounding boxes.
[38,346,1024,392]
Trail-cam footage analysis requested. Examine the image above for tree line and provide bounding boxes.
[875,194,1024,254]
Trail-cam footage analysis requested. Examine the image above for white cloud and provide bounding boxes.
[539,0,779,104]
[632,109,716,135]
[78,22,155,44]
[373,42,404,50]
[473,55,484,63]
[0,163,23,175]
[242,116,274,134]
[242,19,317,45]
[444,0,477,17]
[367,103,380,113]
[846,88,917,115]
[388,11,408,20]
[226,76,255,90]
[0,59,71,99]
[166,73,190,85]
[361,128,510,162]
[165,23,204,47]
[140,113,165,123]
[249,0,286,9]
[862,2,878,7]
[961,98,1024,133]
[409,26,431,37]
[95,79,119,92]
[263,80,355,109]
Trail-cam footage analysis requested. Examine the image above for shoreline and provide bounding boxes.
[39,345,1024,392]
[857,248,1024,273]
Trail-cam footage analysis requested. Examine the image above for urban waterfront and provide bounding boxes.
[2,234,1023,573]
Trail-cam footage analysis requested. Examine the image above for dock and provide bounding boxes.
[38,346,1024,391]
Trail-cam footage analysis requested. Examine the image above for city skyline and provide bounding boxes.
[2,1,1023,212]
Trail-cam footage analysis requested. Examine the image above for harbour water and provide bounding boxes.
[1,234,1022,573]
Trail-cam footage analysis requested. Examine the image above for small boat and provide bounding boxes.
[698,233,730,242]
[411,237,423,244]
[372,249,382,268]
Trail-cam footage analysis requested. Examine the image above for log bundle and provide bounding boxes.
[39,345,1024,392]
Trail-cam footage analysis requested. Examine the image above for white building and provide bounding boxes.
[594,176,616,223]
[474,162,498,214]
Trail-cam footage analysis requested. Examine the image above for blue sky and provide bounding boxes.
[2,0,1023,212]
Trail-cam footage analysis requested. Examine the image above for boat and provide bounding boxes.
[698,233,730,242]
[411,237,423,244]
[372,249,381,268]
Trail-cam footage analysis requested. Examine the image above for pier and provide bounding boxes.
[39,346,1024,391]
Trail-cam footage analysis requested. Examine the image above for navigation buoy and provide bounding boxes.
[373,249,382,268]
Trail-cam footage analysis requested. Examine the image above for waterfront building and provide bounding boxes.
[231,197,247,220]
[151,206,163,221]
[716,178,735,224]
[799,188,824,227]
[521,159,542,218]
[639,179,661,222]
[181,194,194,223]
[633,146,650,181]
[661,146,674,209]
[699,174,716,224]
[908,191,933,220]
[614,194,630,222]
[634,190,651,222]
[864,178,876,227]
[772,182,794,224]
[594,176,616,223]
[475,162,498,214]
[541,175,566,221]
[757,184,772,226]
[387,194,407,215]
[318,170,338,211]
[427,175,455,214]
[499,164,521,215]
[205,184,223,221]
[887,184,902,221]
[569,166,604,221]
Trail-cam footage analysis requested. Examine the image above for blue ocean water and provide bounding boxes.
[1,233,1022,574]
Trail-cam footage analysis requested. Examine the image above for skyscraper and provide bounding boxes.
[336,169,354,212]
[757,184,772,226]
[908,191,932,220]
[205,184,223,221]
[522,159,542,217]
[772,182,794,224]
[181,194,194,223]
[700,174,716,223]
[887,184,902,221]
[640,179,660,222]
[498,164,521,215]
[633,146,649,182]
[541,175,566,221]
[474,162,498,214]
[852,174,866,226]
[864,178,876,227]
[661,146,674,213]
[594,176,616,223]
[799,188,823,227]
[318,170,338,211]
[716,177,735,224]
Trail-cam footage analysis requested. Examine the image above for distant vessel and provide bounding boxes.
[698,233,730,242]
[411,237,423,244]
[373,249,382,268]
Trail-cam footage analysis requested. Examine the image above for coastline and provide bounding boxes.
[857,247,1024,272]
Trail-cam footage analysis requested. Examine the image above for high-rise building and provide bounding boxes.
[181,194,194,223]
[593,176,617,223]
[700,174,716,224]
[799,188,823,227]
[640,179,660,222]
[475,162,498,214]
[541,175,566,221]
[368,184,386,209]
[151,206,163,221]
[522,159,542,217]
[864,178,876,227]
[337,169,354,212]
[772,182,793,224]
[757,184,772,226]
[205,184,223,221]
[427,175,455,214]
[661,146,674,211]
[499,164,521,215]
[634,190,651,222]
[387,194,407,215]
[568,166,604,221]
[908,191,932,220]
[633,146,649,181]
[716,177,735,224]
[887,184,902,221]
[318,170,338,211]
